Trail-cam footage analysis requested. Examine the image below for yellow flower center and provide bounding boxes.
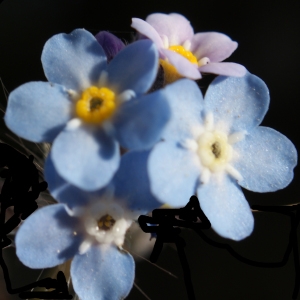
[159,59,182,85]
[76,86,116,124]
[160,45,199,85]
[168,45,198,64]
[97,214,116,231]
[197,131,233,172]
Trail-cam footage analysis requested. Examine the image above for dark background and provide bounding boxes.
[0,0,299,299]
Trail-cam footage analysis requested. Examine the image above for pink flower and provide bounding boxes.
[132,13,246,81]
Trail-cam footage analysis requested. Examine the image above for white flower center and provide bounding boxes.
[69,190,135,254]
[181,113,244,184]
[197,131,233,172]
[83,200,132,248]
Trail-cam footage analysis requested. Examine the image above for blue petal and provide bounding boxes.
[112,90,170,150]
[204,72,270,133]
[51,123,120,191]
[5,82,72,143]
[71,245,134,300]
[112,150,161,213]
[233,126,297,192]
[44,155,104,208]
[197,174,254,241]
[106,40,158,95]
[42,29,107,91]
[16,204,83,268]
[160,79,204,142]
[148,141,201,207]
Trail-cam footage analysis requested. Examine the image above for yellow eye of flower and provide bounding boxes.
[160,45,199,85]
[97,214,116,231]
[76,86,116,124]
[168,45,198,64]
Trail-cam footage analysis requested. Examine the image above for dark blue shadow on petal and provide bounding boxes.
[96,129,119,160]
[42,123,67,143]
[85,43,107,85]
[113,150,161,213]
[53,206,84,261]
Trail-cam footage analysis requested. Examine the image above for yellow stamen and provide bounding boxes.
[160,45,199,85]
[97,214,115,231]
[76,86,116,124]
[159,59,183,85]
[168,45,198,64]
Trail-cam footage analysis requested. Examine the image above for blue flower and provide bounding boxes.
[148,73,297,240]
[5,29,170,191]
[16,149,163,300]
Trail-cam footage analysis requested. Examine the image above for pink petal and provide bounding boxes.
[146,13,194,46]
[199,62,247,77]
[131,18,164,48]
[162,49,201,79]
[191,32,238,62]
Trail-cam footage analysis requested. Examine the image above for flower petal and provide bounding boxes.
[148,141,201,207]
[161,49,201,79]
[51,122,120,191]
[5,82,72,143]
[233,126,297,192]
[16,204,82,268]
[146,13,194,45]
[112,90,170,150]
[204,73,269,133]
[199,62,246,77]
[160,79,204,142]
[45,155,96,208]
[42,29,107,91]
[197,174,254,240]
[95,31,125,62]
[106,40,158,95]
[71,245,134,300]
[113,150,161,213]
[191,32,238,62]
[131,18,164,48]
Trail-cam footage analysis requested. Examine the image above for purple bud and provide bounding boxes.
[95,31,125,62]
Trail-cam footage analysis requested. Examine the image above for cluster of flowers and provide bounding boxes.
[4,13,297,300]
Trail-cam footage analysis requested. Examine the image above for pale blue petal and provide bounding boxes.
[204,73,269,133]
[5,82,72,143]
[16,204,83,268]
[197,175,254,241]
[160,79,204,142]
[106,40,158,95]
[42,29,107,91]
[148,141,201,207]
[113,150,161,213]
[233,126,297,192]
[112,90,170,150]
[146,13,194,45]
[131,18,164,48]
[71,245,134,300]
[45,155,103,208]
[199,62,246,77]
[51,123,120,191]
[190,32,238,62]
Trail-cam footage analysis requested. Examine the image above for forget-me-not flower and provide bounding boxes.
[16,150,163,300]
[148,73,297,240]
[132,13,246,83]
[5,29,170,191]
